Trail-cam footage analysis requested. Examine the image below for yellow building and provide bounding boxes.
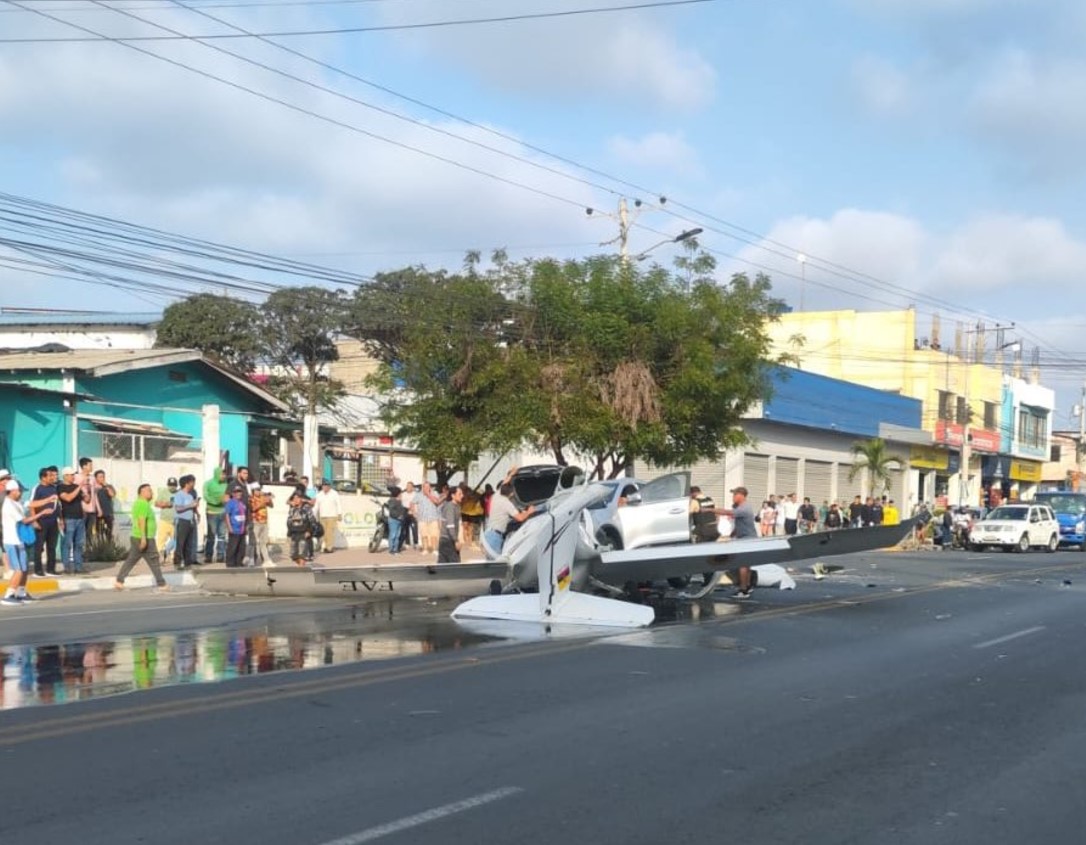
[767,309,1050,507]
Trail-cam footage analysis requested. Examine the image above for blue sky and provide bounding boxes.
[2,0,1085,419]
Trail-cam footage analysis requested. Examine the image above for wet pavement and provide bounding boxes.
[0,589,765,710]
[0,599,502,710]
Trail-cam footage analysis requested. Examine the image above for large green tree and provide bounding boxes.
[346,261,532,485]
[515,254,788,477]
[155,293,262,373]
[348,250,790,481]
[262,285,348,417]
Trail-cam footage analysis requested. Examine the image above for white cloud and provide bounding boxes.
[380,0,716,111]
[608,131,702,176]
[932,214,1086,289]
[730,207,1086,317]
[0,30,613,296]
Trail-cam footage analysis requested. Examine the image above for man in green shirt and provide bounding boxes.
[203,467,227,563]
[114,483,168,591]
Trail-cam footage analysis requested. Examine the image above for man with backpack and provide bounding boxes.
[287,491,319,565]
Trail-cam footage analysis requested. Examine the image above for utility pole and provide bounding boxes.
[1078,381,1086,489]
[586,196,668,265]
[960,322,1017,508]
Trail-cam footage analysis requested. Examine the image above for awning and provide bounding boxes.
[79,414,189,438]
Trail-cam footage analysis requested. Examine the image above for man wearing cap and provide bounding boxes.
[57,467,88,574]
[3,477,40,605]
[713,486,758,598]
[248,482,273,566]
[155,477,179,559]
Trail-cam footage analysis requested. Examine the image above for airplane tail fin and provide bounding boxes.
[453,494,653,628]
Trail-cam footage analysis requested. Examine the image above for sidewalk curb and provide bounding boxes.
[22,571,199,594]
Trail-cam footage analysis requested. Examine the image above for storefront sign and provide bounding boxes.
[1009,459,1042,483]
[934,420,1000,453]
[910,446,948,470]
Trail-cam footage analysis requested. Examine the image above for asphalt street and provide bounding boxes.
[2,547,1085,845]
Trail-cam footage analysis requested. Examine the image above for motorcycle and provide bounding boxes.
[368,498,390,553]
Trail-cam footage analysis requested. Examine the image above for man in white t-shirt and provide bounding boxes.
[313,480,342,553]
[781,493,800,536]
[3,479,38,606]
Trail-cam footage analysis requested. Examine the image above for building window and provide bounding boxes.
[938,391,952,421]
[1017,409,1048,449]
[956,396,968,425]
[1051,445,1062,462]
[983,402,997,430]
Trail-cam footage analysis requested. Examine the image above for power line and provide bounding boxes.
[1,0,1041,338]
[0,0,719,41]
[4,1,1079,381]
[2,0,423,9]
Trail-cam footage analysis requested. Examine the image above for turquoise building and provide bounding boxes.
[0,349,291,485]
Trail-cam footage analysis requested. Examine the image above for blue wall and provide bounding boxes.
[0,386,73,485]
[761,367,922,437]
[1,362,282,482]
[76,362,269,460]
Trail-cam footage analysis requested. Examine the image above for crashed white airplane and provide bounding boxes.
[449,481,914,629]
[308,470,914,630]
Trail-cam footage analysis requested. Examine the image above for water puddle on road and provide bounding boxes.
[0,603,501,711]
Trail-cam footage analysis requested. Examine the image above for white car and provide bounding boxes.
[969,503,1060,553]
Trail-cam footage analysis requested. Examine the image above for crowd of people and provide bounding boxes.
[2,462,119,606]
[0,461,340,605]
[746,492,901,536]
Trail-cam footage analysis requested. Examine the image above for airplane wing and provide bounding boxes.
[591,519,917,585]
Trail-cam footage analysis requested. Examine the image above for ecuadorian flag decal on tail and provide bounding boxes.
[556,565,572,592]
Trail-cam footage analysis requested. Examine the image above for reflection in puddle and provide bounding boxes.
[1,608,499,710]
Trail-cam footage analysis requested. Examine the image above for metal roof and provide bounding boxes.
[0,348,290,414]
[0,348,201,374]
[0,311,160,328]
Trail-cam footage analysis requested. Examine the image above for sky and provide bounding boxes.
[2,0,1086,424]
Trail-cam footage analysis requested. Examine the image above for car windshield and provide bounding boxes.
[1035,494,1086,516]
[586,481,619,509]
[987,506,1028,521]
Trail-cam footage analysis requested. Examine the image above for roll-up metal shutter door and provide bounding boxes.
[743,453,769,506]
[836,463,857,503]
[687,459,727,505]
[885,468,904,506]
[775,456,799,497]
[804,460,833,506]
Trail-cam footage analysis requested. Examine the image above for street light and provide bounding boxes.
[634,227,703,261]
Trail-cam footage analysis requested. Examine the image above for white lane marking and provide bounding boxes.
[974,626,1046,650]
[317,787,523,845]
[0,598,283,623]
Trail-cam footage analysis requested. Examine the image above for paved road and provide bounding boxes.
[2,548,1085,844]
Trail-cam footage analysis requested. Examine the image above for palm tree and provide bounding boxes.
[848,437,901,497]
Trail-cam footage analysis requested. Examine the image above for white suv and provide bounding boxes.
[969,504,1059,553]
